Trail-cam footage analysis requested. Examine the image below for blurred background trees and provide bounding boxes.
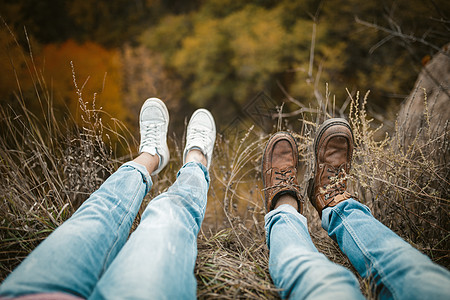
[1,0,449,138]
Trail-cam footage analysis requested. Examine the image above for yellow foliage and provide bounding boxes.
[227,6,286,77]
[139,14,191,63]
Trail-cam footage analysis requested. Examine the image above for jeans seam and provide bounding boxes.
[182,167,207,232]
[101,172,142,274]
[281,213,308,244]
[186,199,205,234]
[335,208,398,300]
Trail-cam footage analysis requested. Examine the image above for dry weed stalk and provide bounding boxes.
[196,126,278,298]
[348,90,449,267]
[196,229,279,299]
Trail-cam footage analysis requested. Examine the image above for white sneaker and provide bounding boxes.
[139,98,170,175]
[183,109,216,169]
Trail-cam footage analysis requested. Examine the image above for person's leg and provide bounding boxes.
[322,199,450,299]
[0,97,169,298]
[0,160,153,298]
[262,132,364,300]
[90,109,216,299]
[266,203,364,300]
[309,118,450,299]
[91,161,208,299]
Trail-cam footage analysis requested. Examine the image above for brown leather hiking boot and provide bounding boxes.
[308,118,354,217]
[262,132,302,213]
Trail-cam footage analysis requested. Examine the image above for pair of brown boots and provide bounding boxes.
[262,118,354,217]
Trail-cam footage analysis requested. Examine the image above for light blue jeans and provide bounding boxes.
[0,161,209,299]
[265,200,450,299]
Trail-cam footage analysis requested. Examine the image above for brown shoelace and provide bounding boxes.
[263,168,301,193]
[320,165,349,203]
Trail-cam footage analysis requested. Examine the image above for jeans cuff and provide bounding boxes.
[321,206,334,231]
[264,204,307,244]
[265,203,299,219]
[178,161,210,186]
[321,198,370,231]
[121,161,153,194]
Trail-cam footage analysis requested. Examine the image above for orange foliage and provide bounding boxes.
[41,40,125,126]
[0,28,35,100]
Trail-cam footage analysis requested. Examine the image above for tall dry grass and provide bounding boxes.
[349,90,449,267]
[0,61,135,278]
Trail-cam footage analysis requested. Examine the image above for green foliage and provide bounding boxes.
[225,6,289,100]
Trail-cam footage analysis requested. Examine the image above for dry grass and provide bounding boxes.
[349,90,449,267]
[0,63,134,277]
[0,32,448,299]
[192,88,449,298]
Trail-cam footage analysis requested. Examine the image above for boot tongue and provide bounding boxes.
[272,140,294,170]
[323,136,348,168]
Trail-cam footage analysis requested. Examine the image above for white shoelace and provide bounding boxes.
[141,123,161,148]
[188,128,209,148]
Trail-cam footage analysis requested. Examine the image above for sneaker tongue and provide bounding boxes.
[140,146,163,168]
[141,146,157,156]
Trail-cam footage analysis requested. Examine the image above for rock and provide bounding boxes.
[397,43,450,142]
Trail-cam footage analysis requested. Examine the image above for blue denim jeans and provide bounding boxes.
[265,199,450,300]
[0,161,209,299]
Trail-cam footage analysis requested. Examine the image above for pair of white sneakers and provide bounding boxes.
[138,98,216,175]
